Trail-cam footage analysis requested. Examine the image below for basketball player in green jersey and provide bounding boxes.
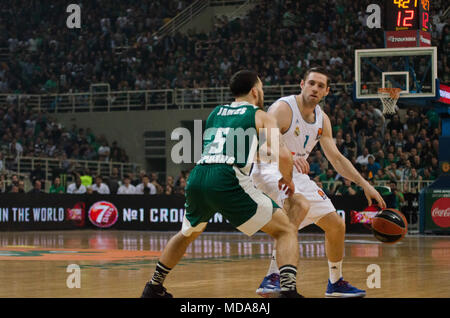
[141,70,303,298]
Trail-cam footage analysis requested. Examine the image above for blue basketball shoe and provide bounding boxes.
[256,273,281,298]
[325,278,366,298]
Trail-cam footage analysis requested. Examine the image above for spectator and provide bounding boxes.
[67,174,87,194]
[404,168,422,193]
[49,177,65,193]
[107,167,121,194]
[30,162,46,184]
[80,168,93,188]
[343,133,356,159]
[18,180,25,193]
[389,180,405,211]
[166,175,175,188]
[374,168,390,183]
[355,148,370,166]
[151,172,163,194]
[334,178,358,196]
[90,175,111,194]
[164,184,173,195]
[117,174,136,194]
[319,168,336,193]
[136,175,156,194]
[6,174,20,193]
[385,162,402,181]
[98,141,111,162]
[133,170,146,186]
[28,179,43,194]
[10,185,19,193]
[174,177,186,196]
[367,155,381,178]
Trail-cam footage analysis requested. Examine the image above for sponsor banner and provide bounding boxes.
[439,84,450,105]
[0,194,86,230]
[419,30,431,46]
[423,189,450,233]
[385,30,418,48]
[83,194,236,232]
[0,194,395,233]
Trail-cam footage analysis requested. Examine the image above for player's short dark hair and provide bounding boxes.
[303,67,331,87]
[229,70,259,97]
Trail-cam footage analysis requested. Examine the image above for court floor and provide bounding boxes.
[0,230,448,298]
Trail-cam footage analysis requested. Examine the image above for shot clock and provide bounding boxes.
[385,0,431,32]
[384,0,432,48]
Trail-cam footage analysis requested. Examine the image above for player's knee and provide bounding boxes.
[326,213,346,236]
[268,210,297,239]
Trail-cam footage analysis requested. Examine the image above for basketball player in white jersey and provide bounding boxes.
[252,67,386,298]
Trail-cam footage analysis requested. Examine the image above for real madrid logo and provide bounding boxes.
[294,126,300,137]
[443,162,450,173]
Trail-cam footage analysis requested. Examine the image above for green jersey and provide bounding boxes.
[197,101,260,175]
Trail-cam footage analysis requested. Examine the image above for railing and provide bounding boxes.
[0,47,9,62]
[216,0,261,19]
[4,156,142,182]
[0,82,354,113]
[209,0,249,6]
[320,180,435,194]
[153,0,210,39]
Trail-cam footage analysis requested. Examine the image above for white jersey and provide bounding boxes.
[270,95,323,161]
[251,95,335,230]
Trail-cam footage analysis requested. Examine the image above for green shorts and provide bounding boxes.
[182,164,279,236]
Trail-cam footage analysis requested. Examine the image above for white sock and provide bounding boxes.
[328,260,343,284]
[266,249,280,276]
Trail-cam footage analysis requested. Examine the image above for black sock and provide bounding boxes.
[279,265,297,291]
[150,261,172,286]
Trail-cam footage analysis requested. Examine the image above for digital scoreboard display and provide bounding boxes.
[385,0,431,32]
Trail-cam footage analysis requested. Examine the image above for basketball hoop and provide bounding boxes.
[378,88,401,115]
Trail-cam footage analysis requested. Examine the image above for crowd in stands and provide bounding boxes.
[0,0,446,203]
[308,103,441,211]
[0,0,447,94]
[0,101,130,165]
[0,167,188,196]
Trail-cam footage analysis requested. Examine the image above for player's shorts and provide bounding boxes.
[182,164,279,237]
[251,162,335,230]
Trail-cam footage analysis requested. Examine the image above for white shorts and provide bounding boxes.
[251,163,336,230]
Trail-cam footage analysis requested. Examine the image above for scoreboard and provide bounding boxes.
[385,0,431,32]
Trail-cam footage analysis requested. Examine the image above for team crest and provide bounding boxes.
[318,189,327,200]
[294,126,300,137]
[316,128,323,140]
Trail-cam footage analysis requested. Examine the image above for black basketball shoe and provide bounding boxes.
[141,282,173,298]
[279,290,305,298]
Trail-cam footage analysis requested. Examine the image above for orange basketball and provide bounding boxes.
[371,208,408,244]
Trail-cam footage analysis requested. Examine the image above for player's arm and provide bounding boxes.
[319,113,386,208]
[255,110,294,187]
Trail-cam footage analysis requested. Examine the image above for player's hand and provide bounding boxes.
[278,178,295,197]
[362,183,387,209]
[293,157,310,174]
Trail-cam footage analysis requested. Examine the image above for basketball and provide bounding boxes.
[371,209,408,244]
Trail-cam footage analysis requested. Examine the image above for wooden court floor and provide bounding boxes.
[0,230,449,298]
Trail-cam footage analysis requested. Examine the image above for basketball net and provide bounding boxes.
[378,88,401,115]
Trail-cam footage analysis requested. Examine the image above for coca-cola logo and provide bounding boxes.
[88,201,119,228]
[431,198,450,228]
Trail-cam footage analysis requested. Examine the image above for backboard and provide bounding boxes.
[354,47,438,102]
